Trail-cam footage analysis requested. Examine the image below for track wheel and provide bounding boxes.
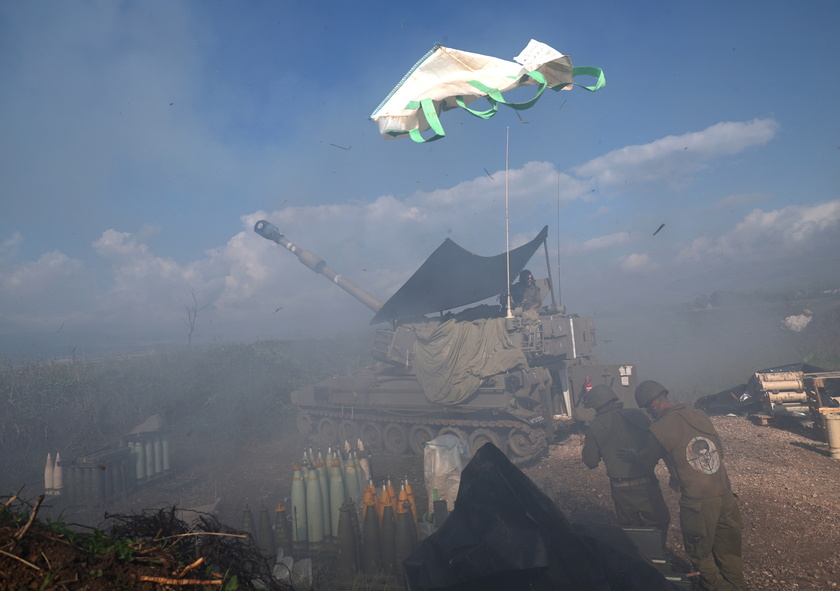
[360,421,382,451]
[339,420,359,447]
[296,413,314,438]
[408,424,437,456]
[507,427,542,462]
[469,428,504,454]
[438,426,468,441]
[383,423,409,456]
[317,417,339,447]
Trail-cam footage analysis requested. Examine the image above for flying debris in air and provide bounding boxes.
[370,39,605,142]
[653,224,665,236]
[329,144,352,150]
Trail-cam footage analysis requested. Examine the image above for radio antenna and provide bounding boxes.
[556,170,562,306]
[505,127,513,318]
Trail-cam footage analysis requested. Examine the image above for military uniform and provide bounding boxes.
[582,399,671,542]
[641,403,745,591]
[509,269,542,314]
[518,282,541,311]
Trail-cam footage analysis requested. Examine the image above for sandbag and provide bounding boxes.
[423,434,471,513]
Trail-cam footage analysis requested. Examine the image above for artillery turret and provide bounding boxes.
[255,220,637,464]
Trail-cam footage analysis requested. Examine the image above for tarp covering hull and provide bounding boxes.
[370,226,548,325]
[411,317,527,404]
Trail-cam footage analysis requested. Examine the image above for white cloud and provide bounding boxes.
[618,252,660,274]
[705,192,771,212]
[565,232,631,254]
[0,233,23,270]
[93,229,191,285]
[677,200,840,264]
[215,229,270,305]
[87,229,220,336]
[1,251,83,293]
[572,119,778,191]
[407,161,588,221]
[0,246,92,325]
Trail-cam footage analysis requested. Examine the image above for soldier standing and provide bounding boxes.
[625,380,746,591]
[581,385,671,545]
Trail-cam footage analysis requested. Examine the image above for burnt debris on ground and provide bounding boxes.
[0,494,292,591]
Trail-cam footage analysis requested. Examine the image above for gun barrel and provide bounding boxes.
[254,220,384,313]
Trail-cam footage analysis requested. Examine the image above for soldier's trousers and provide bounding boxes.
[610,479,671,545]
[679,491,746,591]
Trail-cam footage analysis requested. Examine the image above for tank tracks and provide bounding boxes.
[296,408,548,466]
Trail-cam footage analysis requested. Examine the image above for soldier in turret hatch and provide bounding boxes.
[509,269,542,318]
[581,384,671,546]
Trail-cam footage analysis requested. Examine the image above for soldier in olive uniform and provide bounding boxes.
[625,380,746,591]
[581,385,671,545]
[509,269,542,317]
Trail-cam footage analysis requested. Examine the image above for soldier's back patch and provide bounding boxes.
[685,436,720,475]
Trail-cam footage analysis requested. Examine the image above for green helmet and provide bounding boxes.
[585,385,618,410]
[635,380,668,408]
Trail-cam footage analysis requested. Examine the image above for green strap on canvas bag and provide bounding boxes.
[405,67,605,143]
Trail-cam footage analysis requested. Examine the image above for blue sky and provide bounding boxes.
[1,0,838,362]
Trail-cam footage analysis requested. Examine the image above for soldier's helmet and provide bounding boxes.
[585,385,618,410]
[635,380,669,408]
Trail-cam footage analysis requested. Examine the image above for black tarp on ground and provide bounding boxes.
[403,443,680,591]
[370,226,548,325]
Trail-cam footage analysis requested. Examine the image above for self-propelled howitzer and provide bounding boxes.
[254,220,637,464]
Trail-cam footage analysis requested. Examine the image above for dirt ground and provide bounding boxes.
[523,416,840,591]
[34,411,840,590]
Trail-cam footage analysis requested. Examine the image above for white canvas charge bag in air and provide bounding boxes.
[370,39,605,142]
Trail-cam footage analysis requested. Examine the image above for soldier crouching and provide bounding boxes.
[581,384,671,546]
